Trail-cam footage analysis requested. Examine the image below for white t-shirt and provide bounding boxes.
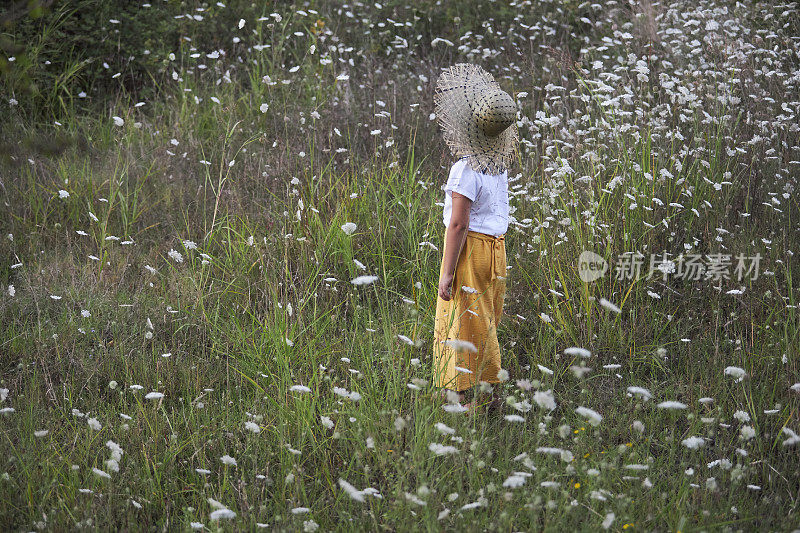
[441,158,509,237]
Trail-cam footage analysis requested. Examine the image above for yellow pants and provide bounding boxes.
[434,228,507,391]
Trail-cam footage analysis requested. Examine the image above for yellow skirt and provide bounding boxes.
[433,228,507,392]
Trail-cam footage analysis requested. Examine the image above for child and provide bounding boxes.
[432,63,519,411]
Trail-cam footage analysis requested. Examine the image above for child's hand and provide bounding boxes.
[438,273,454,301]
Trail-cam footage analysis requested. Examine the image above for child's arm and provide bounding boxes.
[438,191,472,301]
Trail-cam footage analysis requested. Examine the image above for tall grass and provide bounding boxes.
[1,0,799,530]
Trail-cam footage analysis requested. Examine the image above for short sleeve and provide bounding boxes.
[442,160,479,202]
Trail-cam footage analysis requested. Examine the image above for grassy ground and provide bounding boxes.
[1,0,799,531]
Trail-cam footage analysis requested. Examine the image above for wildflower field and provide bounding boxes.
[1,0,799,530]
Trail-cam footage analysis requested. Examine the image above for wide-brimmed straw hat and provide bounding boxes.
[434,63,518,175]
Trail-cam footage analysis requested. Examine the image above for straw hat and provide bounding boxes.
[434,63,518,175]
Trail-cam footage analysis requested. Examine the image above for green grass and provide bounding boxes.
[1,0,799,531]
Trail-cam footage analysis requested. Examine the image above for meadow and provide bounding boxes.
[1,0,799,530]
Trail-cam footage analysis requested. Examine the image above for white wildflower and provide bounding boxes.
[575,406,602,426]
[210,509,236,520]
[338,478,365,502]
[536,447,564,456]
[533,390,557,411]
[657,401,687,410]
[435,422,455,435]
[599,298,621,313]
[167,249,183,263]
[459,500,485,511]
[351,275,378,286]
[443,339,477,353]
[564,347,591,358]
[92,467,111,479]
[783,427,800,447]
[681,436,705,449]
[627,386,652,401]
[724,366,746,381]
[502,474,527,488]
[570,365,592,378]
[332,387,361,401]
[397,334,415,346]
[428,443,459,455]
